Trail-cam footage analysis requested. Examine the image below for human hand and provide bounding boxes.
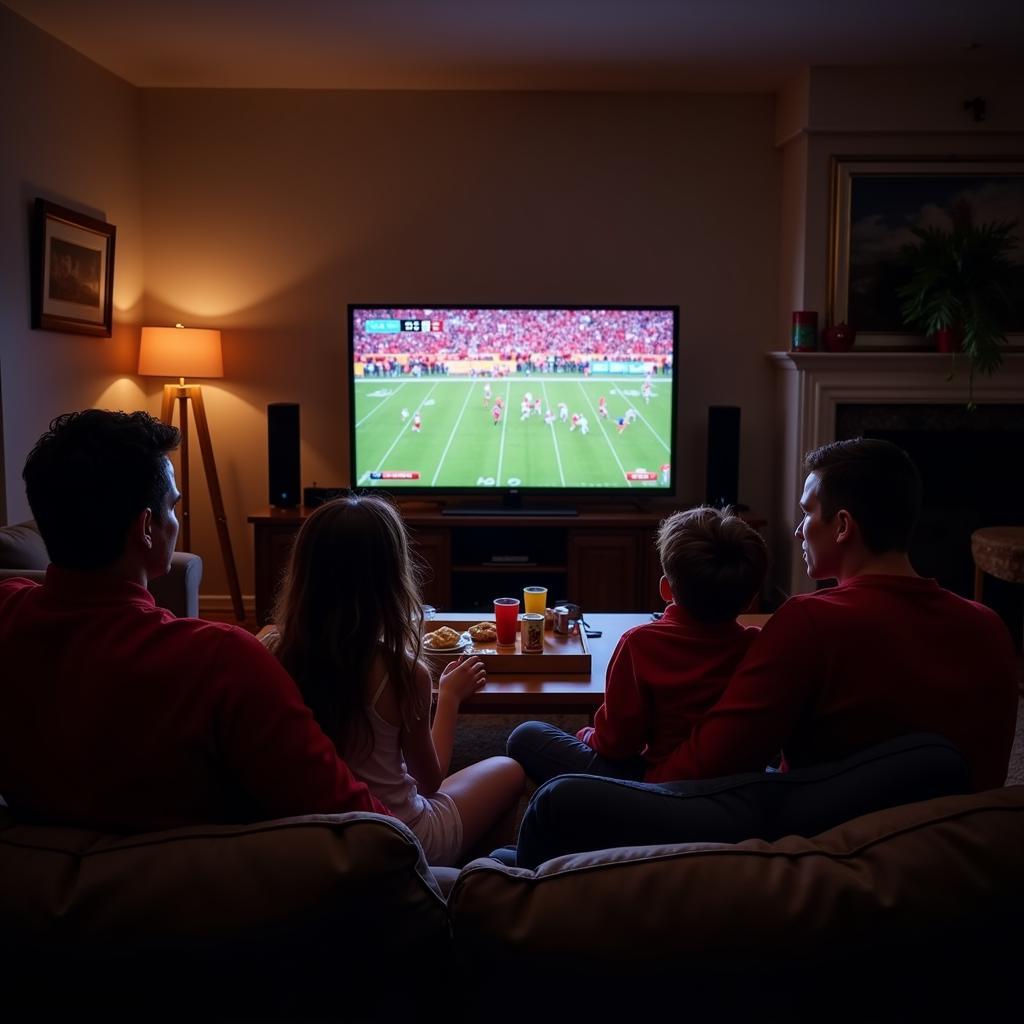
[576,725,596,747]
[438,656,486,704]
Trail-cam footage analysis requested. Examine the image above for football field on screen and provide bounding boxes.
[353,375,673,489]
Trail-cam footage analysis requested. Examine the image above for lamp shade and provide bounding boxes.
[139,325,223,378]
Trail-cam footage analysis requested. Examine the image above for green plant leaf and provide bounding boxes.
[897,215,1020,395]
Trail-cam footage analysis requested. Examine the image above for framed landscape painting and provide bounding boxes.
[31,198,116,337]
[828,157,1024,349]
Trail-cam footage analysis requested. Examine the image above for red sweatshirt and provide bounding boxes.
[655,575,1018,791]
[579,602,760,781]
[0,569,388,831]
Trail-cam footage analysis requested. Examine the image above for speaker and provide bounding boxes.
[267,403,301,508]
[705,405,741,509]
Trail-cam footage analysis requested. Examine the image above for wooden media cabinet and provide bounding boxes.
[247,503,689,625]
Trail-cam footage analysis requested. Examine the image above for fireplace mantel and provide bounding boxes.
[769,351,1024,597]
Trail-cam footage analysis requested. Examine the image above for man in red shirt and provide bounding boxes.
[511,438,1017,864]
[654,438,1017,791]
[0,410,387,832]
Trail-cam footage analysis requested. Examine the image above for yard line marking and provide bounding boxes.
[608,381,670,451]
[355,380,408,428]
[631,403,671,453]
[495,381,511,485]
[373,381,439,471]
[576,381,633,488]
[431,378,477,485]
[540,380,566,486]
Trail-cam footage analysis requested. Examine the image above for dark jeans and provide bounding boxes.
[512,733,970,869]
[506,720,646,786]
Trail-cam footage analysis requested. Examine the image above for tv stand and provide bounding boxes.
[249,504,668,622]
[440,493,577,517]
[441,504,578,517]
[249,503,766,623]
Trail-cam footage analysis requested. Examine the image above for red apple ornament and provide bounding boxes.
[822,322,856,352]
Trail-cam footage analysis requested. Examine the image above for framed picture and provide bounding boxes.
[31,198,116,337]
[828,157,1024,349]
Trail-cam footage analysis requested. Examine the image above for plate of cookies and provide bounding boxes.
[422,625,471,653]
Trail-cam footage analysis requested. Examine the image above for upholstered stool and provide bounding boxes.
[972,527,1024,693]
[972,527,1024,601]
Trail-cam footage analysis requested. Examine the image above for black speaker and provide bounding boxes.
[705,405,741,509]
[267,403,301,508]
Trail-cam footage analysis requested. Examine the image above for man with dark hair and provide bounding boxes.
[23,410,182,571]
[509,438,1017,866]
[802,437,921,556]
[0,410,387,832]
[649,437,1017,790]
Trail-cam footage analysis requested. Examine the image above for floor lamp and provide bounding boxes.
[139,324,245,621]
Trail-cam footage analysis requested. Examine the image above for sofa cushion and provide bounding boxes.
[451,785,1024,1019]
[0,810,451,1017]
[514,732,970,867]
[0,520,49,570]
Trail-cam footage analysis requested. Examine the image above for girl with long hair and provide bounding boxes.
[264,494,524,866]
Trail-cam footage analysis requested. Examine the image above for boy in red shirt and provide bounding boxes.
[506,506,768,784]
[511,438,1017,867]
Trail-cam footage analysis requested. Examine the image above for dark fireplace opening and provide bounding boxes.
[836,403,1024,648]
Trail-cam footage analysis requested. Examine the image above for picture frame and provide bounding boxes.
[828,156,1024,349]
[30,198,116,337]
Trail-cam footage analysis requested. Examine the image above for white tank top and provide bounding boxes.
[258,632,431,827]
[349,674,430,829]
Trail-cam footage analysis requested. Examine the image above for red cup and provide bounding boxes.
[493,597,520,646]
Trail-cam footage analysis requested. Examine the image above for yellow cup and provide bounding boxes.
[523,586,547,614]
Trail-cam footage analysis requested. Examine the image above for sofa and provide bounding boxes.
[452,783,1024,1021]
[0,519,202,618]
[3,744,1022,1020]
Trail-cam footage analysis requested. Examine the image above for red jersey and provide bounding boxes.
[655,575,1018,791]
[580,603,758,779]
[0,570,388,831]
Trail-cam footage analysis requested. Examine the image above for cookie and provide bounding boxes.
[468,621,498,642]
[423,626,461,649]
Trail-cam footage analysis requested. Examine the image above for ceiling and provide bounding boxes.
[6,0,1024,92]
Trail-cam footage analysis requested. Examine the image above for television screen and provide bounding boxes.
[348,305,677,495]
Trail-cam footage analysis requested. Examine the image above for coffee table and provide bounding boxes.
[439,612,770,715]
[257,613,770,716]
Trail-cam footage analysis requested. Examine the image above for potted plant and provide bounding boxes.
[897,202,1022,406]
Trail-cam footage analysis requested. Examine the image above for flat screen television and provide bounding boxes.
[347,305,678,506]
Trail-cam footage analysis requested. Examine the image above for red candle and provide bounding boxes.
[791,311,818,351]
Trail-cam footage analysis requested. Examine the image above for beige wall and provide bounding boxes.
[770,66,1024,596]
[22,13,1022,606]
[0,4,782,607]
[138,88,781,604]
[0,5,146,524]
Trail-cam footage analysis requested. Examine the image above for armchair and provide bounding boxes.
[0,520,202,618]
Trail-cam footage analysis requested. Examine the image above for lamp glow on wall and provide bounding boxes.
[139,323,244,621]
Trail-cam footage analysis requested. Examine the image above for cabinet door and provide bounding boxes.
[409,527,452,610]
[568,531,641,611]
[253,525,300,625]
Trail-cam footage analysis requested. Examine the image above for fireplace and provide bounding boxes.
[835,403,1024,640]
[770,352,1024,644]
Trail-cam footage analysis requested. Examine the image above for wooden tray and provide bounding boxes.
[422,617,591,674]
